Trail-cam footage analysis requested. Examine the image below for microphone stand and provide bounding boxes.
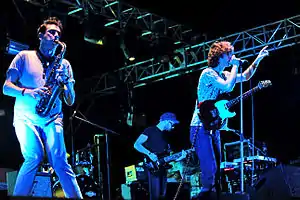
[68,105,80,167]
[72,112,120,200]
[250,79,255,187]
[70,110,75,166]
[227,129,267,158]
[239,63,245,194]
[68,108,76,167]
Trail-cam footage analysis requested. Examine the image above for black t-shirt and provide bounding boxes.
[142,126,169,154]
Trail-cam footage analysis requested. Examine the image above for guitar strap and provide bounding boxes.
[36,49,55,80]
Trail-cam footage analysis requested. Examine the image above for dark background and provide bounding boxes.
[1,0,300,198]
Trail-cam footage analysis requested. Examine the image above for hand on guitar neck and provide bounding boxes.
[148,152,158,162]
[175,150,188,162]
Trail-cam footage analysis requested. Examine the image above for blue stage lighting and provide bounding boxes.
[6,39,29,55]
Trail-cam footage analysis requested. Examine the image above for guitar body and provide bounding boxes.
[198,80,272,131]
[143,149,193,175]
[144,158,172,175]
[198,99,236,130]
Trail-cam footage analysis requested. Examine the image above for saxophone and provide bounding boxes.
[35,40,67,117]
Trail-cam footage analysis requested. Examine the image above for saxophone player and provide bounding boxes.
[2,17,83,198]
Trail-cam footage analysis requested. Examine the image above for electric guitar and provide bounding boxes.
[197,80,272,131]
[144,148,194,174]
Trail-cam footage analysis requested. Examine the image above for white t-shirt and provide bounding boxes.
[6,50,75,126]
[190,67,234,126]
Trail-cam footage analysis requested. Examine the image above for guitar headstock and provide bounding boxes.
[186,148,195,154]
[258,80,272,89]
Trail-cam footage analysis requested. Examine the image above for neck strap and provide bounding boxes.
[36,49,54,68]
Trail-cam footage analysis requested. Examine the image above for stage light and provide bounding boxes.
[5,39,29,55]
[104,20,119,27]
[83,12,108,46]
[120,37,136,62]
[129,56,135,61]
[84,36,104,45]
[141,31,152,37]
[68,8,83,15]
[121,46,135,62]
[169,48,185,69]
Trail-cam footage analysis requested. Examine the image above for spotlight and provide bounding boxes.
[129,56,135,61]
[169,48,185,69]
[120,38,135,62]
[5,39,29,55]
[84,36,104,45]
[83,12,106,46]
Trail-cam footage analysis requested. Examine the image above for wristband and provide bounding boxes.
[21,89,26,96]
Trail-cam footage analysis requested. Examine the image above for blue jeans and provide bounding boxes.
[190,125,221,192]
[147,169,167,200]
[13,119,83,199]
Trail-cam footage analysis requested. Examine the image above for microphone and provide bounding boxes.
[238,58,248,64]
[230,55,248,65]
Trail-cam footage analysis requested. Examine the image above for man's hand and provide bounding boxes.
[229,55,241,66]
[24,87,51,99]
[148,152,158,162]
[56,66,70,85]
[256,46,269,62]
[175,150,187,162]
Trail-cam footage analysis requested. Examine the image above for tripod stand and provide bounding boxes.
[69,110,120,200]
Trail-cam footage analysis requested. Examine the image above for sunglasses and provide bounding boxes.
[47,29,61,38]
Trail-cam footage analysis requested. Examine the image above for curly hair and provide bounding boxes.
[207,41,234,68]
[37,16,63,36]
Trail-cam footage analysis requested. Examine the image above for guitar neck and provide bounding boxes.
[226,86,260,108]
[164,153,182,163]
[163,149,191,163]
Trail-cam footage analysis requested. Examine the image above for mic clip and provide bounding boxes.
[69,110,77,120]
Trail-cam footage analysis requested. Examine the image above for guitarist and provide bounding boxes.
[190,41,269,199]
[134,112,187,200]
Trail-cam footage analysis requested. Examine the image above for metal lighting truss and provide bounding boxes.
[24,0,195,44]
[93,14,300,96]
[23,0,300,94]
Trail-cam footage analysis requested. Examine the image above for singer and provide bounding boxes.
[2,17,83,198]
[189,41,269,199]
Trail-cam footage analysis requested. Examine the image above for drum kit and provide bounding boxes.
[41,143,101,198]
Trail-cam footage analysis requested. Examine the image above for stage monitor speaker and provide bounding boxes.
[6,171,52,198]
[121,181,149,200]
[252,164,300,200]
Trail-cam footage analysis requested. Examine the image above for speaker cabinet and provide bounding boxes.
[253,164,300,200]
[121,181,149,200]
[6,171,52,198]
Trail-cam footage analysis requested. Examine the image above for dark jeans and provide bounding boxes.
[147,169,167,200]
[190,125,221,193]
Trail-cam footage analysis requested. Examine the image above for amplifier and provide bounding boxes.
[224,140,252,161]
[6,171,52,198]
[124,164,147,183]
[121,182,149,200]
